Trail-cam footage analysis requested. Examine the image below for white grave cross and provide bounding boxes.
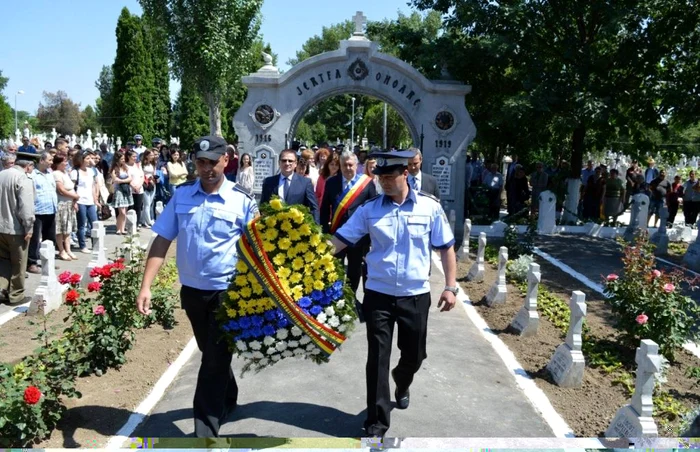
[466,232,486,282]
[456,219,471,261]
[485,246,507,306]
[28,241,67,315]
[510,262,540,336]
[352,11,367,36]
[547,291,587,387]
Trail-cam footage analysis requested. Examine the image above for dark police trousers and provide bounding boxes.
[362,289,431,436]
[181,285,238,437]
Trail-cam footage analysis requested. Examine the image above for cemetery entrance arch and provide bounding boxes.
[233,12,477,237]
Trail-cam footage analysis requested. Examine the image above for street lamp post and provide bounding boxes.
[14,90,24,134]
[351,97,356,147]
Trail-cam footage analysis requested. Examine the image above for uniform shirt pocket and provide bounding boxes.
[210,209,239,239]
[370,217,395,247]
[175,204,199,231]
[407,216,430,238]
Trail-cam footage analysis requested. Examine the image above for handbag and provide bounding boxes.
[99,204,112,220]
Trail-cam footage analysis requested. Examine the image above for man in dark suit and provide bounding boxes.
[321,151,376,295]
[261,149,319,223]
[407,148,440,199]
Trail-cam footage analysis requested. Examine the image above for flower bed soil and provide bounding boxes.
[456,250,699,437]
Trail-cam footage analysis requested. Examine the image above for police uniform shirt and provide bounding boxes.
[152,177,258,291]
[335,188,455,297]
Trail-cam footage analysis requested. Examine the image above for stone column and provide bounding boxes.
[466,232,486,282]
[456,219,471,262]
[547,291,586,387]
[605,339,661,438]
[510,262,540,336]
[650,206,669,255]
[623,194,650,242]
[562,178,582,224]
[537,190,556,235]
[485,246,507,306]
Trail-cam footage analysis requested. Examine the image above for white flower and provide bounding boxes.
[252,351,264,359]
[242,352,253,359]
[336,300,345,309]
[266,347,276,355]
[263,336,275,346]
[275,341,288,352]
[341,315,352,322]
[291,326,303,337]
[276,328,289,340]
[311,348,321,355]
[306,344,315,351]
[287,340,299,348]
[316,313,327,323]
[324,306,335,317]
[271,354,282,362]
[235,340,247,351]
[293,348,305,356]
[299,335,311,345]
[259,358,270,366]
[328,316,340,327]
[249,340,262,350]
[282,350,294,358]
[339,324,347,332]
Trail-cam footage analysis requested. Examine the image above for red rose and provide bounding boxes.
[93,305,105,315]
[58,271,72,285]
[23,386,42,404]
[65,289,80,305]
[112,261,125,271]
[89,267,101,278]
[87,281,102,293]
[69,273,82,285]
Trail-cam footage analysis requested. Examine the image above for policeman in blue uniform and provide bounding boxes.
[330,149,458,438]
[136,135,258,437]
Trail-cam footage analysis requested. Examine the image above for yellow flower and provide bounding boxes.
[291,285,304,300]
[279,238,292,250]
[240,287,252,298]
[304,251,316,263]
[289,230,301,242]
[280,220,293,232]
[227,290,240,300]
[263,242,275,253]
[247,272,257,285]
[226,308,238,318]
[252,282,264,295]
[296,242,309,253]
[303,276,315,292]
[289,208,305,224]
[239,308,247,317]
[264,228,279,241]
[299,224,311,236]
[292,257,304,271]
[290,273,302,284]
[313,270,324,281]
[270,198,284,211]
[265,217,277,228]
[235,275,249,287]
[313,280,325,291]
[273,255,286,267]
[235,260,249,273]
[286,248,297,260]
[310,235,321,247]
[318,242,328,254]
[278,267,292,279]
[256,222,266,232]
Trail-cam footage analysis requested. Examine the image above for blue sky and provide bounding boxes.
[0,0,413,115]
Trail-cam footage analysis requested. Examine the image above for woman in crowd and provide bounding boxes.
[300,149,317,188]
[235,153,254,195]
[70,151,100,253]
[109,152,133,235]
[141,149,158,227]
[315,152,340,204]
[667,174,684,225]
[682,171,700,225]
[582,166,602,219]
[52,155,79,261]
[603,168,625,223]
[93,152,110,214]
[506,165,530,215]
[363,155,383,195]
[126,150,145,228]
[314,148,330,174]
[166,149,188,194]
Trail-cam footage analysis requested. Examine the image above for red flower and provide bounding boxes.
[87,281,102,293]
[664,283,675,293]
[65,289,80,305]
[69,273,82,285]
[58,271,72,285]
[23,386,42,404]
[636,314,649,325]
[606,274,619,282]
[89,267,101,278]
[112,261,125,271]
[93,305,105,315]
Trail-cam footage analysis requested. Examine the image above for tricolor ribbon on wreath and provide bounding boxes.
[330,174,373,234]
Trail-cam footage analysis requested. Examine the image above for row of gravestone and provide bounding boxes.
[461,231,664,438]
[27,210,146,316]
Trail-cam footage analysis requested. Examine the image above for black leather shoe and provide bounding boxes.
[392,369,410,409]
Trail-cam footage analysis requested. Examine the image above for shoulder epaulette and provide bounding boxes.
[361,194,382,206]
[417,191,440,203]
[233,183,255,200]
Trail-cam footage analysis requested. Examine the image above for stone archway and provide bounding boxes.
[233,12,477,236]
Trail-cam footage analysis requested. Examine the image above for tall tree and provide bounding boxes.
[95,65,115,135]
[287,21,354,67]
[140,0,263,136]
[0,70,13,138]
[36,91,82,135]
[112,7,154,142]
[81,105,99,135]
[362,102,411,149]
[144,19,172,139]
[172,74,209,150]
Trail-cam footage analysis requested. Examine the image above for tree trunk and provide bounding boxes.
[205,92,222,137]
[571,124,585,178]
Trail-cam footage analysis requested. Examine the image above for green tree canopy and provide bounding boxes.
[36,91,82,135]
[95,65,115,135]
[0,70,13,138]
[172,75,209,150]
[81,105,99,135]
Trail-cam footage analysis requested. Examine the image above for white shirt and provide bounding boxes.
[70,168,96,206]
[278,173,293,198]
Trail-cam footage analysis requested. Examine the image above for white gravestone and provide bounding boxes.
[253,149,274,195]
[28,241,67,315]
[547,291,586,387]
[456,219,471,261]
[510,262,540,337]
[682,218,700,271]
[537,190,556,235]
[431,156,452,199]
[650,205,669,255]
[466,232,486,282]
[82,222,109,288]
[485,247,508,306]
[667,225,691,243]
[126,210,138,235]
[489,220,508,237]
[623,194,649,242]
[605,339,661,438]
[562,179,582,224]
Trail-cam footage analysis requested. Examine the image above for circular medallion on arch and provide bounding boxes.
[435,111,455,131]
[254,105,275,125]
[347,58,370,81]
[438,158,447,166]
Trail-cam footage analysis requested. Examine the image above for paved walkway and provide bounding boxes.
[133,260,556,439]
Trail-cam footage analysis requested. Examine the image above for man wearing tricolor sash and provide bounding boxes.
[320,150,377,297]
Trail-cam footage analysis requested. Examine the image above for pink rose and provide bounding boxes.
[652,270,661,278]
[93,305,105,316]
[663,283,675,293]
[636,314,648,325]
[606,274,619,282]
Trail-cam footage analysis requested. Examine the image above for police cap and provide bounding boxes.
[194,136,228,161]
[369,149,417,175]
[134,134,143,141]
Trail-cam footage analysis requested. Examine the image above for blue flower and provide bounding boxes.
[298,297,312,308]
[332,281,343,292]
[234,334,243,341]
[319,295,332,306]
[264,310,277,321]
[311,290,324,301]
[251,327,263,338]
[325,288,335,298]
[238,316,252,329]
[276,309,285,319]
[225,320,239,331]
[263,324,276,336]
[277,318,289,329]
[310,305,322,316]
[251,315,264,327]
